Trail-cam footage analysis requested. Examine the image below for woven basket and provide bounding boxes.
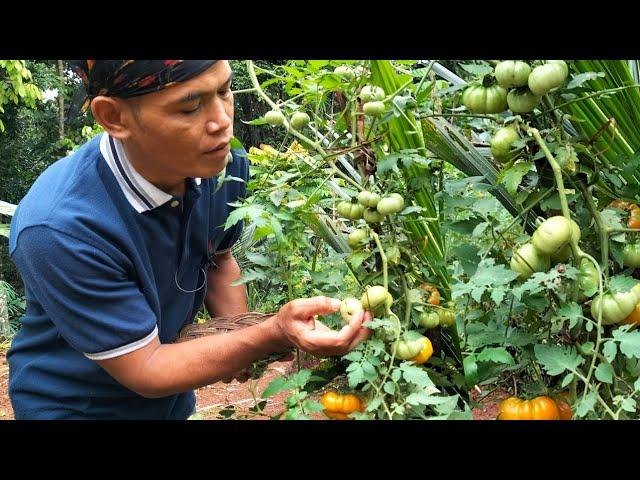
[175,312,275,343]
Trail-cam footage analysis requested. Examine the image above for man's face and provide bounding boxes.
[123,60,235,180]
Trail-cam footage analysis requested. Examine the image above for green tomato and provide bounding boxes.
[340,297,364,323]
[363,208,385,224]
[394,337,425,360]
[334,65,355,81]
[337,200,365,220]
[290,111,310,130]
[361,286,393,315]
[462,84,508,114]
[264,110,285,126]
[437,308,456,327]
[360,85,385,103]
[362,101,385,116]
[578,258,599,298]
[376,193,405,216]
[510,243,549,280]
[357,190,381,208]
[547,60,569,78]
[623,242,640,268]
[532,216,573,256]
[507,88,541,114]
[347,228,369,249]
[494,61,532,88]
[528,62,568,96]
[490,126,521,163]
[549,220,581,262]
[591,287,640,325]
[419,311,440,329]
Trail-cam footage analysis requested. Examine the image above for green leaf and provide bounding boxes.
[343,350,363,362]
[476,347,515,365]
[261,376,289,399]
[303,400,326,414]
[347,363,365,388]
[289,369,312,389]
[609,275,639,294]
[499,162,534,196]
[401,364,436,390]
[534,344,584,376]
[612,328,640,359]
[567,71,605,89]
[376,155,400,175]
[406,391,434,406]
[561,372,574,388]
[465,321,505,349]
[383,381,395,395]
[350,251,372,270]
[603,341,618,363]
[595,362,613,384]
[556,303,583,329]
[463,355,479,388]
[574,391,597,418]
[361,361,378,381]
[224,205,265,230]
[231,268,268,286]
[244,252,274,267]
[269,190,287,207]
[459,63,493,77]
[451,243,480,276]
[505,329,537,347]
[621,397,636,413]
[580,342,595,355]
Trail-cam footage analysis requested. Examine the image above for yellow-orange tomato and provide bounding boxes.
[419,283,441,306]
[497,396,560,420]
[629,208,640,230]
[410,337,434,365]
[621,303,640,325]
[554,393,573,420]
[320,391,365,420]
[608,200,640,229]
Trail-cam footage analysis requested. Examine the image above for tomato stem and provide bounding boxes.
[399,271,411,327]
[370,231,388,293]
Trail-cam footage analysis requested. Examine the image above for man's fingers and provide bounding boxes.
[297,311,370,351]
[287,296,341,319]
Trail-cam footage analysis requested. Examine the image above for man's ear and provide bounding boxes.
[90,96,135,139]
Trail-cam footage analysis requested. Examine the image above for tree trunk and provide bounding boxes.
[57,60,65,140]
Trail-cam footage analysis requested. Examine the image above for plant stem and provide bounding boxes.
[370,231,388,291]
[534,85,640,118]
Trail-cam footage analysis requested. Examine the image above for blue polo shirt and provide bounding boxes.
[7,132,248,419]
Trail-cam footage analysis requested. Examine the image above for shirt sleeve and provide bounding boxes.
[12,225,158,360]
[210,148,250,255]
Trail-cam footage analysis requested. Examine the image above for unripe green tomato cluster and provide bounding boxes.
[510,216,581,280]
[464,61,568,115]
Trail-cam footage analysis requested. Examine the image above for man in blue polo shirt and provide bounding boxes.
[7,60,371,419]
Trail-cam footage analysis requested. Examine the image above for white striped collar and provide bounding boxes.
[99,133,201,213]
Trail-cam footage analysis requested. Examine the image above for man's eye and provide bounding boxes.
[182,104,201,114]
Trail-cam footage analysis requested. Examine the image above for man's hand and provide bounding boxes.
[271,296,372,357]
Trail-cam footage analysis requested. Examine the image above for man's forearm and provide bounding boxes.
[205,251,249,317]
[105,316,290,399]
